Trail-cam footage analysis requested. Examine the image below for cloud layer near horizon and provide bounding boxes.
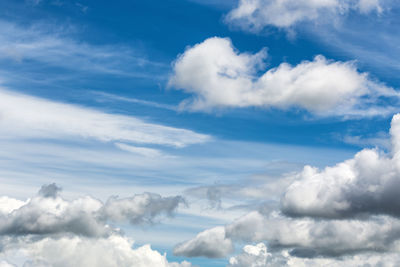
[2,235,192,267]
[0,184,191,267]
[0,184,184,238]
[172,112,400,265]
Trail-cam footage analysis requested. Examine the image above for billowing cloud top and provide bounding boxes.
[169,37,398,117]
[172,112,400,264]
[281,113,400,218]
[0,184,185,238]
[0,185,191,267]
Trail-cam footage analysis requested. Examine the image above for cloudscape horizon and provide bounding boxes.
[1,0,400,266]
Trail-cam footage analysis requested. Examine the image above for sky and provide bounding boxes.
[1,0,400,266]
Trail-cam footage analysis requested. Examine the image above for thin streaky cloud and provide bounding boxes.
[0,20,168,78]
[0,88,211,148]
[92,91,179,112]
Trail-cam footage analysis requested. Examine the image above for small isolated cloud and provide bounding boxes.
[173,227,234,258]
[341,131,390,149]
[75,2,88,13]
[185,185,226,209]
[38,183,62,198]
[225,0,384,31]
[100,193,185,225]
[169,37,398,117]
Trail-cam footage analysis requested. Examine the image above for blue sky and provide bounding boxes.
[1,0,400,266]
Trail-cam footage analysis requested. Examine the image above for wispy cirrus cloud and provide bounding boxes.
[0,88,210,148]
[0,20,168,82]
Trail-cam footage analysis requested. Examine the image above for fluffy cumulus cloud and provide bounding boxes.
[281,113,400,218]
[174,227,234,258]
[226,0,383,31]
[177,211,400,259]
[4,235,191,267]
[228,243,271,267]
[226,211,400,257]
[0,185,190,266]
[169,37,397,116]
[173,113,400,265]
[0,184,184,238]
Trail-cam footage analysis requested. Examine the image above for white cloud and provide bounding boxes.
[281,113,400,218]
[226,0,383,31]
[228,243,270,267]
[173,227,234,258]
[4,235,192,267]
[0,185,192,266]
[0,261,16,267]
[229,242,400,267]
[173,113,400,262]
[0,184,184,238]
[175,210,400,258]
[0,89,210,148]
[0,198,26,215]
[225,211,400,256]
[115,143,166,158]
[169,37,398,117]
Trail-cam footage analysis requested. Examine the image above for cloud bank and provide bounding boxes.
[169,37,398,117]
[0,184,185,238]
[0,185,190,267]
[173,112,400,265]
[228,242,400,267]
[4,235,192,267]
